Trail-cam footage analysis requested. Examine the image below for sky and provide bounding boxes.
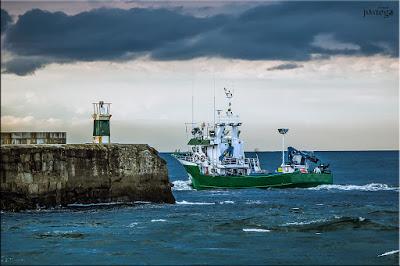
[1,1,399,152]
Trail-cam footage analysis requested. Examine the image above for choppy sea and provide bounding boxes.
[1,151,399,265]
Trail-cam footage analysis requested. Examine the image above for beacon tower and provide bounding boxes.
[92,101,111,144]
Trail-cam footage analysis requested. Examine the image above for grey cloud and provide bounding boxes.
[267,63,303,71]
[1,56,58,76]
[5,8,227,60]
[2,1,399,75]
[1,9,12,33]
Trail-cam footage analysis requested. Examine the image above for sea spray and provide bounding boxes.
[308,183,399,192]
[176,200,215,205]
[243,228,271,232]
[378,250,399,257]
[172,180,193,191]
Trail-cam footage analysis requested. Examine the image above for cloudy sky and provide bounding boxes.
[1,1,398,151]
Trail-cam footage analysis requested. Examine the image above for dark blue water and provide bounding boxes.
[1,151,399,265]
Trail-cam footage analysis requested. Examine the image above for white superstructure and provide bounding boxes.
[175,88,266,176]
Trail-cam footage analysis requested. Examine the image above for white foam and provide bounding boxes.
[172,180,193,191]
[308,183,399,192]
[127,222,138,227]
[134,201,151,204]
[151,219,167,222]
[219,200,235,204]
[283,218,328,226]
[176,200,215,205]
[245,200,262,205]
[283,216,366,226]
[378,250,399,257]
[243,228,271,232]
[67,202,126,207]
[52,230,76,234]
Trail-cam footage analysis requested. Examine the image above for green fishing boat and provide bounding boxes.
[172,88,332,190]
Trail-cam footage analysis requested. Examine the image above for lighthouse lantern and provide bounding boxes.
[92,101,112,144]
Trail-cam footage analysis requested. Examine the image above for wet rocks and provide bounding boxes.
[1,144,175,211]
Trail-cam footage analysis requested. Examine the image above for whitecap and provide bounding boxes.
[245,200,262,205]
[308,183,399,192]
[283,218,328,226]
[378,250,399,257]
[210,191,230,195]
[243,228,271,232]
[176,200,215,205]
[67,202,126,207]
[172,180,193,191]
[219,200,234,204]
[127,222,138,228]
[134,201,151,204]
[151,219,166,222]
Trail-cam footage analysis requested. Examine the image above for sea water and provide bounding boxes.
[1,151,399,265]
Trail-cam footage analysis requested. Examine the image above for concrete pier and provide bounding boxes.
[1,144,175,211]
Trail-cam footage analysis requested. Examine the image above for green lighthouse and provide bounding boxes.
[92,101,112,144]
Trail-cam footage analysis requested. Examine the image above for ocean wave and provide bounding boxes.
[308,183,399,192]
[283,218,329,226]
[242,228,271,232]
[172,180,193,191]
[176,200,215,205]
[127,222,138,228]
[133,201,152,204]
[35,230,85,239]
[279,216,396,232]
[245,200,262,205]
[151,219,167,222]
[378,250,399,257]
[67,202,129,207]
[219,200,235,204]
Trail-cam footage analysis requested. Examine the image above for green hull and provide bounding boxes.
[182,164,333,190]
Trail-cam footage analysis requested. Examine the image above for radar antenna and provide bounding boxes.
[224,88,233,117]
[278,128,289,166]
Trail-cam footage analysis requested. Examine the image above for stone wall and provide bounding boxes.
[1,144,175,211]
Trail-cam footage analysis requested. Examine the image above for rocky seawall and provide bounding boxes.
[1,144,175,211]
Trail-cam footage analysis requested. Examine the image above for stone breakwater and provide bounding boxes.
[1,144,175,211]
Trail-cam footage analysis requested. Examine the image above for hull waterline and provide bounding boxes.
[183,164,333,190]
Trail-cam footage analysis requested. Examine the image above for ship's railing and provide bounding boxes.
[221,157,238,165]
[245,158,259,167]
[221,157,254,166]
[174,153,261,167]
[172,153,194,162]
[217,115,240,124]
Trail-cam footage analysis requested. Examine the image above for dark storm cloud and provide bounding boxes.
[2,56,56,75]
[2,1,398,75]
[154,1,398,60]
[4,8,227,60]
[1,9,12,33]
[267,63,303,71]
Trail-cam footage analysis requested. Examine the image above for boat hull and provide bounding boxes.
[182,164,333,190]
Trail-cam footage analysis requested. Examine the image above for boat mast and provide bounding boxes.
[213,74,216,127]
[278,128,289,166]
[191,79,194,130]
